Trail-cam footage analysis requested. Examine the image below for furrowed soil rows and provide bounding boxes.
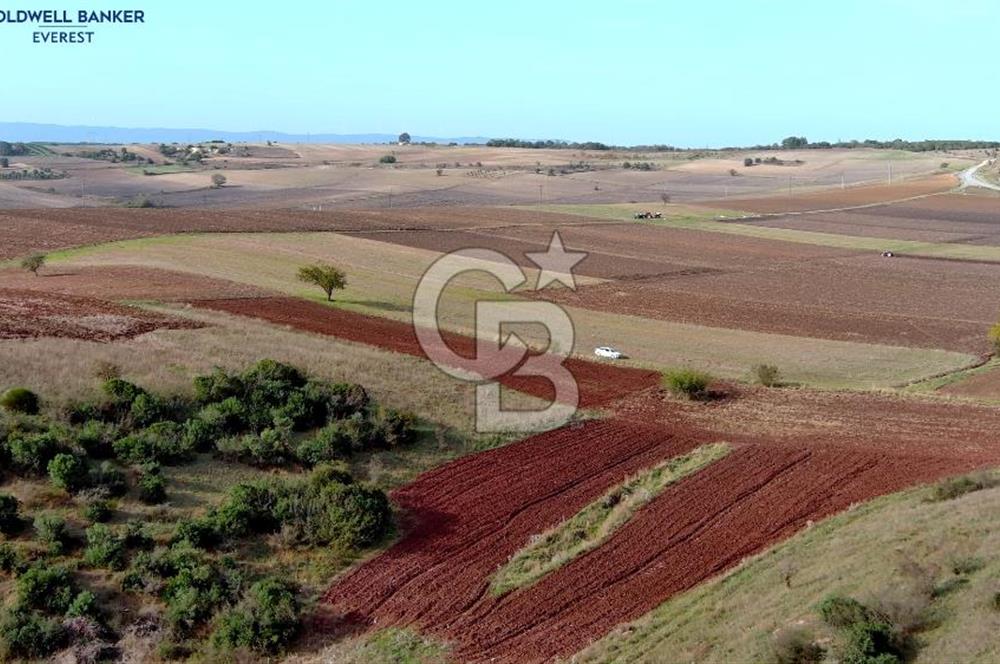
[0,288,199,341]
[194,296,660,407]
[704,174,956,213]
[322,415,990,663]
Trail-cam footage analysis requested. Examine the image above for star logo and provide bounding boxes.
[526,231,587,290]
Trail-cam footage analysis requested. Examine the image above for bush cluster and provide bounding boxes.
[211,577,300,654]
[818,595,906,664]
[0,563,94,659]
[663,369,713,400]
[0,388,39,415]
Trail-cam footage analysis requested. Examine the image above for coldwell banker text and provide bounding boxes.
[0,9,145,43]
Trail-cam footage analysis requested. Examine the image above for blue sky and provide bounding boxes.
[3,0,997,146]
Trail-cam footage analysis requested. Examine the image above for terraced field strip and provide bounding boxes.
[322,416,983,663]
[490,442,731,596]
[531,203,1000,263]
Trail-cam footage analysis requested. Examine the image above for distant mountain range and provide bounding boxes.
[0,122,489,145]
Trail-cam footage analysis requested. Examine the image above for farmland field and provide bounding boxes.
[1,143,1000,663]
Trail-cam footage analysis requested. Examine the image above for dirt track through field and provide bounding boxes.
[194,296,660,408]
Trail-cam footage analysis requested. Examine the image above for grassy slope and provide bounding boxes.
[570,474,1000,664]
[47,233,976,390]
[531,203,1000,263]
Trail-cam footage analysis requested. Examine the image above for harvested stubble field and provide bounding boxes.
[0,287,199,341]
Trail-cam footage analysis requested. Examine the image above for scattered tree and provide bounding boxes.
[398,132,411,145]
[1,387,39,415]
[20,253,45,276]
[744,157,754,167]
[752,364,782,387]
[0,157,8,168]
[663,369,712,400]
[296,264,347,302]
[211,173,227,188]
[379,155,397,164]
[989,322,1000,353]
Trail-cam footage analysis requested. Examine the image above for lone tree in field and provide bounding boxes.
[211,173,227,188]
[398,132,411,145]
[297,264,347,301]
[21,253,45,276]
[989,322,1000,353]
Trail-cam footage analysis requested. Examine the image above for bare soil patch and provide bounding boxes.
[0,288,199,341]
[705,174,956,213]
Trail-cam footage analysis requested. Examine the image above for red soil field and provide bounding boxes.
[939,366,1000,401]
[194,296,660,408]
[0,288,199,342]
[321,408,995,662]
[704,174,957,214]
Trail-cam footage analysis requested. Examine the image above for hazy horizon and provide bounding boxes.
[2,0,998,145]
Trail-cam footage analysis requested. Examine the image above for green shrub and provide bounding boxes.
[89,461,128,497]
[0,494,21,534]
[818,594,875,629]
[274,474,390,548]
[123,520,155,551]
[83,498,112,523]
[212,577,300,654]
[0,543,24,575]
[378,154,397,164]
[752,363,782,387]
[214,482,281,538]
[66,590,101,620]
[130,392,165,427]
[327,382,370,419]
[663,369,713,400]
[113,421,193,465]
[216,426,292,467]
[370,407,418,448]
[48,452,90,493]
[102,377,147,405]
[989,322,1000,353]
[33,514,70,555]
[83,523,127,570]
[153,546,246,635]
[75,419,117,458]
[841,621,901,664]
[173,517,221,549]
[16,564,77,614]
[193,367,243,404]
[295,422,352,467]
[930,471,998,502]
[0,606,65,659]
[8,431,61,475]
[139,469,168,505]
[0,388,39,415]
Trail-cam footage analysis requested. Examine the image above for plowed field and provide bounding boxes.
[0,288,199,341]
[321,413,991,662]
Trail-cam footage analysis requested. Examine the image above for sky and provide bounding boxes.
[2,0,997,146]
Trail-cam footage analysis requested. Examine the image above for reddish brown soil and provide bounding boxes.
[0,288,199,341]
[194,296,660,408]
[0,206,604,260]
[939,366,1000,401]
[321,399,996,663]
[703,174,957,214]
[0,265,264,301]
[749,193,1000,245]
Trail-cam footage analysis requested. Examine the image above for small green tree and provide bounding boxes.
[20,254,45,276]
[211,173,227,188]
[378,154,397,164]
[0,387,39,414]
[989,322,1000,353]
[397,132,411,145]
[297,264,347,302]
